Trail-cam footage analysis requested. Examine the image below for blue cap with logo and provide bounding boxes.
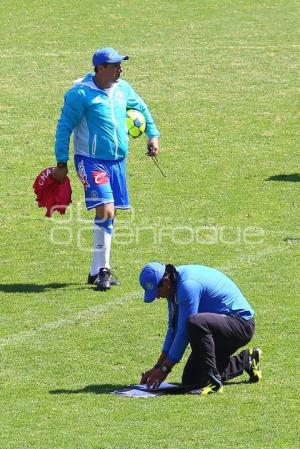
[139,262,166,303]
[92,47,129,66]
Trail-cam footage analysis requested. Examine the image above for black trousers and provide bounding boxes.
[182,313,255,387]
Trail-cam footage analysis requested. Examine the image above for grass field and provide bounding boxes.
[0,0,299,448]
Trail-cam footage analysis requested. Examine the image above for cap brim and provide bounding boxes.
[144,288,157,303]
[110,55,129,63]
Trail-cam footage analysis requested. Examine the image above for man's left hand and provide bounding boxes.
[147,137,159,157]
[146,367,168,390]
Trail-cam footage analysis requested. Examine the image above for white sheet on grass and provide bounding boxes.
[112,382,180,398]
[134,382,180,391]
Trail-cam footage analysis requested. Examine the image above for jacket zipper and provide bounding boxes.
[109,87,118,159]
[92,134,97,155]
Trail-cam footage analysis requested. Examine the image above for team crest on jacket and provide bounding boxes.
[92,170,109,185]
[116,90,125,103]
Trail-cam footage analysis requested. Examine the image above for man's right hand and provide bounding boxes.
[52,165,68,183]
[140,367,157,385]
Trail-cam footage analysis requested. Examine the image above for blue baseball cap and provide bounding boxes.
[139,262,166,303]
[92,47,129,66]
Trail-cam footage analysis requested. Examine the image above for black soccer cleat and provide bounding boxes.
[95,268,120,291]
[96,268,112,291]
[110,271,120,286]
[189,382,224,395]
[188,369,223,395]
[88,270,120,287]
[189,381,223,395]
[95,268,111,292]
[87,273,98,285]
[246,347,263,382]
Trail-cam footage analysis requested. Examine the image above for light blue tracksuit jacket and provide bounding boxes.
[55,73,160,162]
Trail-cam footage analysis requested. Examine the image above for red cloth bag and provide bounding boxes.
[33,167,72,217]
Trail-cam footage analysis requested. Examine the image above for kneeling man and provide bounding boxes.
[139,263,262,394]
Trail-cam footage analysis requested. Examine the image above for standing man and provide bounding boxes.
[139,263,262,394]
[52,48,160,290]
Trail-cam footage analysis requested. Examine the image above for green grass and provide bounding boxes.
[0,0,299,448]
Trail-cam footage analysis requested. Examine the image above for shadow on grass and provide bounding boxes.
[49,380,252,396]
[283,237,300,244]
[49,384,128,395]
[266,173,300,182]
[0,283,84,293]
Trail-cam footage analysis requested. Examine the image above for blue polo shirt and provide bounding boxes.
[162,265,254,363]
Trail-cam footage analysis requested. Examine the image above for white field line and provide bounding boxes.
[0,244,290,349]
[0,291,140,349]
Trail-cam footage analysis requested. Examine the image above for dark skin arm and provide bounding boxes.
[140,352,175,389]
[52,165,68,183]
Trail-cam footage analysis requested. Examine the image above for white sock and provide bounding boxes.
[90,218,113,275]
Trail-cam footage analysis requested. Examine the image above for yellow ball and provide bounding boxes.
[126,109,146,138]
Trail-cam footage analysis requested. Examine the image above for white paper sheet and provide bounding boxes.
[112,382,182,398]
[134,382,180,391]
[112,388,162,398]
